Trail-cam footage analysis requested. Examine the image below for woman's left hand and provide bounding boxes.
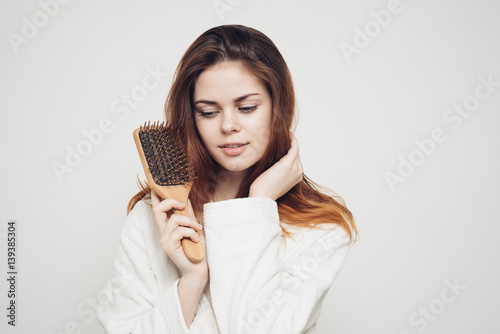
[249,132,303,200]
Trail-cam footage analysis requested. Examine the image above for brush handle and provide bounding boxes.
[133,128,205,263]
[154,185,205,264]
[173,206,205,264]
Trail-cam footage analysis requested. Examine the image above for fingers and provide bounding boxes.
[151,189,159,205]
[286,132,303,182]
[152,194,203,258]
[152,190,185,212]
[174,226,201,243]
[153,197,186,213]
[151,190,201,227]
[279,132,300,167]
[165,213,203,258]
[151,190,188,234]
[166,213,203,233]
[151,190,165,233]
[289,132,299,156]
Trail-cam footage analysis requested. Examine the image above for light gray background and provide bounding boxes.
[1,0,499,333]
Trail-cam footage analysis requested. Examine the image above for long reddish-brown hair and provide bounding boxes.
[128,25,357,240]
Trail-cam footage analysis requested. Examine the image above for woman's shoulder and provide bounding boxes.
[283,222,351,243]
[279,223,353,261]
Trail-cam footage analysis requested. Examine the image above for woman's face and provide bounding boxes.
[193,61,272,174]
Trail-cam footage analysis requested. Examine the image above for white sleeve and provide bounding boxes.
[203,197,352,334]
[97,201,219,334]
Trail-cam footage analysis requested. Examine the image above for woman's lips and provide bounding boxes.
[219,143,249,156]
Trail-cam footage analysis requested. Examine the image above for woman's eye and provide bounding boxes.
[239,105,258,113]
[199,111,218,118]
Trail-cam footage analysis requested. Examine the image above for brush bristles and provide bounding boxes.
[138,121,192,186]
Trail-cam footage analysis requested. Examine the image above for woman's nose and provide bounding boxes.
[220,111,240,133]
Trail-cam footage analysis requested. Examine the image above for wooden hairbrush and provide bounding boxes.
[133,121,204,263]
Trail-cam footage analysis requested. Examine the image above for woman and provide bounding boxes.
[97,24,357,334]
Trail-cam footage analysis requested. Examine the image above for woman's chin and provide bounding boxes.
[220,165,250,174]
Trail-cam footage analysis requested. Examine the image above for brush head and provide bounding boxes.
[137,121,193,186]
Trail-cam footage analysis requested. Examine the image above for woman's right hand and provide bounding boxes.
[151,190,208,281]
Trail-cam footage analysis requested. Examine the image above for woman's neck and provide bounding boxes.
[212,169,247,202]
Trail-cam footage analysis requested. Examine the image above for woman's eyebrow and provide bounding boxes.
[193,93,260,105]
